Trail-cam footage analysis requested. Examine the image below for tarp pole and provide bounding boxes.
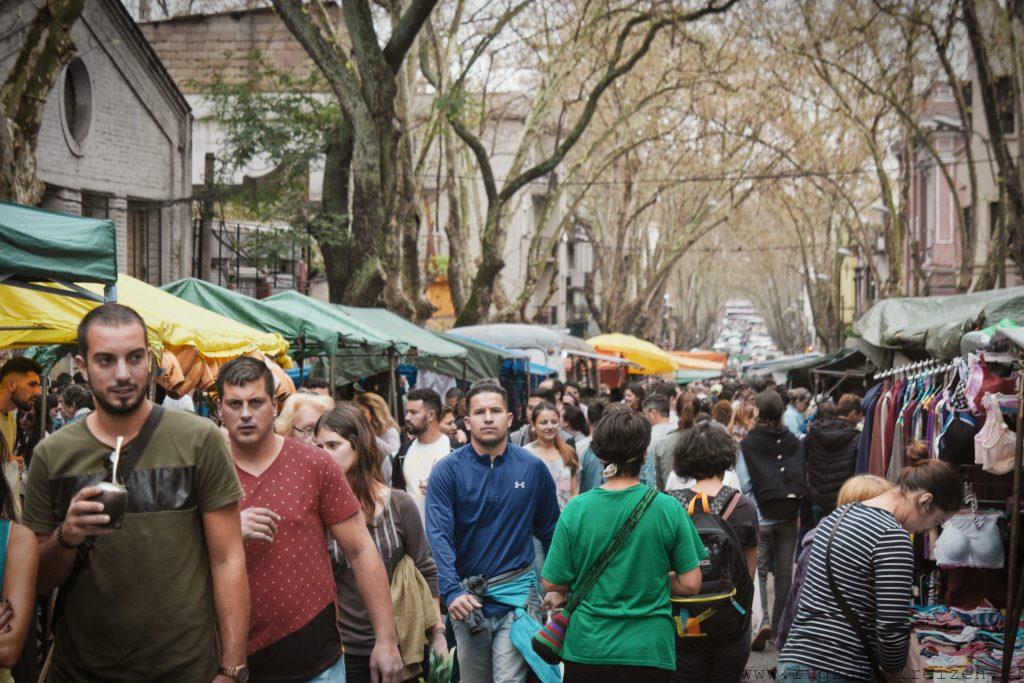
[38,375,48,443]
[387,349,399,420]
[1001,349,1024,681]
[328,355,336,400]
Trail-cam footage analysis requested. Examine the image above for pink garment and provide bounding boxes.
[975,394,1016,475]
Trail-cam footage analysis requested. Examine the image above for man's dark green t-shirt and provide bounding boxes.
[23,407,243,682]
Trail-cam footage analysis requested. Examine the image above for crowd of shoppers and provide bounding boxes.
[0,303,971,683]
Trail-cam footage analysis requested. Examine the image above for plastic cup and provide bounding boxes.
[94,482,128,529]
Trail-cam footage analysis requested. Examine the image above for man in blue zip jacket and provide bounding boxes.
[426,380,560,683]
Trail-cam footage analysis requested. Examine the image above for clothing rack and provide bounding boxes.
[873,358,947,380]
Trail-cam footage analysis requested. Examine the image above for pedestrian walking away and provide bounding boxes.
[540,405,705,683]
[736,390,807,651]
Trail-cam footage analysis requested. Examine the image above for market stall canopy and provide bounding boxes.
[452,324,562,352]
[0,200,118,302]
[336,306,467,372]
[850,286,1024,364]
[994,325,1024,352]
[162,278,341,357]
[670,351,728,372]
[743,352,825,386]
[675,368,726,384]
[438,333,529,379]
[0,275,292,397]
[261,291,394,380]
[587,333,675,375]
[564,348,639,367]
[261,291,394,353]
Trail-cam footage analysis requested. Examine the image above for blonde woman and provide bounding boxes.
[274,392,335,446]
[354,393,401,456]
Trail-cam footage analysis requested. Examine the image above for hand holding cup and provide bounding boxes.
[61,486,116,546]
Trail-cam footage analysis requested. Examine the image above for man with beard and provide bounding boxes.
[425,381,560,683]
[0,357,42,508]
[22,304,250,681]
[217,357,402,683]
[391,388,451,518]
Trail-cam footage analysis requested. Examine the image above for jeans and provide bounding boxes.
[757,519,798,631]
[452,609,529,683]
[671,623,752,683]
[775,661,867,682]
[305,655,346,682]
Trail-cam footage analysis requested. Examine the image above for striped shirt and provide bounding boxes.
[778,503,914,678]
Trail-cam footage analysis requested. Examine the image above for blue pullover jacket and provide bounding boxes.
[425,441,560,613]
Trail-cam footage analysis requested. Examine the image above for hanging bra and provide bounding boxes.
[974,393,1016,475]
[934,512,1004,569]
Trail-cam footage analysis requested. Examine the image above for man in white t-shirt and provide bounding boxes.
[392,388,451,516]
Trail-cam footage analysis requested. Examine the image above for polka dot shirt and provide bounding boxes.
[237,437,360,654]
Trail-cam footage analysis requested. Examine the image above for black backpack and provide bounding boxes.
[668,487,753,648]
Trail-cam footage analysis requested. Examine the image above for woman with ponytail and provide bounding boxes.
[778,444,962,682]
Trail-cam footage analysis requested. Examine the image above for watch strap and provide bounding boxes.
[55,524,79,550]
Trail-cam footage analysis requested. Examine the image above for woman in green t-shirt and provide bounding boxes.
[541,405,705,683]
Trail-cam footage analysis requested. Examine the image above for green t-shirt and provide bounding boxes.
[541,484,706,670]
[23,407,243,682]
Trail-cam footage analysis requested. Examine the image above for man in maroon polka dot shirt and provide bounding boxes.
[217,358,403,683]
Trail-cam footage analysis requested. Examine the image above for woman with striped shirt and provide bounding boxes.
[777,455,962,682]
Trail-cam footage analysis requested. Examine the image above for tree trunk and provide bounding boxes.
[0,0,86,203]
[442,126,470,312]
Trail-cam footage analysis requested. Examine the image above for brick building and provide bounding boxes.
[0,0,193,285]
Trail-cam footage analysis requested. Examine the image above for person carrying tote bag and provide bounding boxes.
[537,407,706,683]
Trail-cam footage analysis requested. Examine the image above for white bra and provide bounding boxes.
[934,512,1004,569]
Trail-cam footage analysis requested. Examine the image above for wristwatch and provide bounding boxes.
[55,523,80,550]
[219,664,249,682]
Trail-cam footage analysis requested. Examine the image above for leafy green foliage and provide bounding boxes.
[418,648,456,683]
[203,50,351,254]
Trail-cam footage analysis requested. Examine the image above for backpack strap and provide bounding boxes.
[721,491,742,522]
[687,493,711,516]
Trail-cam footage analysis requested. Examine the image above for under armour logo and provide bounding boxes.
[514,481,525,489]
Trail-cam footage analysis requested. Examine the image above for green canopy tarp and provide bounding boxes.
[262,291,394,380]
[0,200,118,302]
[162,279,341,358]
[850,287,1024,363]
[336,306,467,373]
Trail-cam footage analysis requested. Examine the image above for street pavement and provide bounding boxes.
[745,644,779,680]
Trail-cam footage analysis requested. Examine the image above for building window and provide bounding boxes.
[994,76,1015,135]
[127,202,161,284]
[60,58,92,155]
[81,192,109,219]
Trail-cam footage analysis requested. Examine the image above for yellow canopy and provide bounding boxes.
[587,333,675,375]
[0,275,290,363]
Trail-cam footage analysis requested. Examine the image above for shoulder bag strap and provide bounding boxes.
[825,505,886,682]
[111,405,165,484]
[566,487,658,614]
